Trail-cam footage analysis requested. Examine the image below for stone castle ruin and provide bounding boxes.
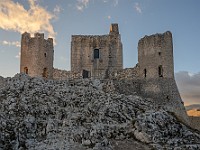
[20,24,188,123]
[20,24,174,81]
[2,24,200,149]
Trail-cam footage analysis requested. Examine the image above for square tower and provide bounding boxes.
[71,24,123,78]
[20,32,54,78]
[138,31,174,79]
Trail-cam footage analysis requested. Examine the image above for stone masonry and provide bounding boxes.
[20,32,54,78]
[71,24,123,78]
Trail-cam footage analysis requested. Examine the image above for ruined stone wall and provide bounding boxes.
[53,68,82,80]
[71,24,123,78]
[138,31,174,79]
[108,65,139,80]
[20,32,54,78]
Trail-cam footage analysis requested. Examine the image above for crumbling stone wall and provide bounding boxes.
[20,32,54,78]
[53,68,82,80]
[108,65,139,80]
[71,24,123,78]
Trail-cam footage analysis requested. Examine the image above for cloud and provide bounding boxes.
[134,2,142,14]
[54,5,62,14]
[76,0,90,11]
[175,71,200,105]
[15,51,21,59]
[0,0,58,40]
[1,40,20,47]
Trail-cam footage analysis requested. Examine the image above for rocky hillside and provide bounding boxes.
[0,74,200,150]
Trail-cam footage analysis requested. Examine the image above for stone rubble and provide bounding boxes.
[0,74,200,150]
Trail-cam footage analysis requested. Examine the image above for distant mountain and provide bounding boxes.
[187,109,200,117]
[185,104,200,111]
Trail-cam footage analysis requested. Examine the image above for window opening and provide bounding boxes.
[144,69,147,78]
[158,65,163,77]
[94,49,100,59]
[24,67,28,74]
[42,68,48,78]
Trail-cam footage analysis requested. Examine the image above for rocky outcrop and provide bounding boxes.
[0,76,6,89]
[0,74,200,150]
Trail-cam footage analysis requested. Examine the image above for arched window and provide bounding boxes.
[144,68,147,78]
[44,53,47,57]
[94,49,100,59]
[42,68,48,78]
[24,67,28,74]
[158,65,163,77]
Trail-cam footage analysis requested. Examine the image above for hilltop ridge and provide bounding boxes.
[0,74,200,150]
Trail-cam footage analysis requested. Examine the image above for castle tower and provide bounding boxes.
[137,31,189,124]
[20,32,54,78]
[71,23,123,78]
[138,31,174,79]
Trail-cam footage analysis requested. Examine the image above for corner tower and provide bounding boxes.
[20,32,54,78]
[138,31,174,79]
[137,31,188,124]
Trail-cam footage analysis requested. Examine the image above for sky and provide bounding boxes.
[0,0,200,105]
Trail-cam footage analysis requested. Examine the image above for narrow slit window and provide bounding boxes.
[158,65,163,77]
[94,49,100,59]
[44,53,47,57]
[43,68,48,78]
[24,67,28,74]
[144,69,147,78]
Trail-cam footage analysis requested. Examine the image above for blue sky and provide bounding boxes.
[0,0,200,104]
